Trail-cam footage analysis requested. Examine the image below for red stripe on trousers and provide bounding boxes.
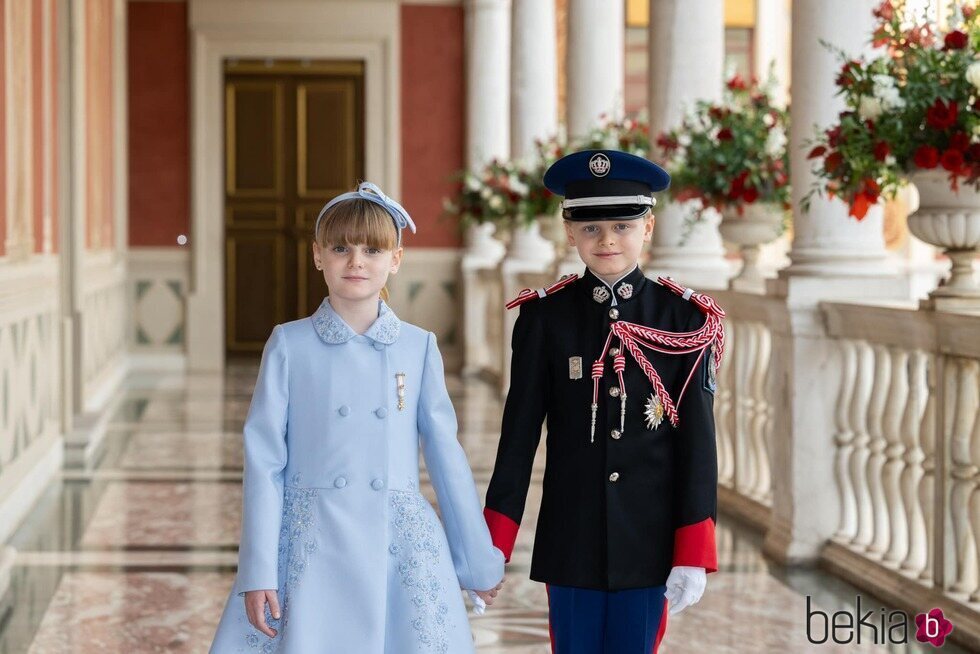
[546,584,557,653]
[652,601,668,653]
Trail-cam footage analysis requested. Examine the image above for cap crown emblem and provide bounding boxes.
[588,153,611,177]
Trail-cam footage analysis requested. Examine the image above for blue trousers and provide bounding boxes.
[545,584,668,654]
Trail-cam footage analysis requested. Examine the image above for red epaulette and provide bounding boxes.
[656,276,726,318]
[505,274,579,310]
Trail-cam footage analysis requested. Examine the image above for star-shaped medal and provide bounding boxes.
[644,393,664,430]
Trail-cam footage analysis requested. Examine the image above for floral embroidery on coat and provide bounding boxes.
[311,298,401,345]
[243,486,318,652]
[390,492,451,653]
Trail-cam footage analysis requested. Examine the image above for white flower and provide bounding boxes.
[480,187,492,200]
[465,175,481,192]
[763,112,776,127]
[872,77,905,111]
[509,176,529,196]
[872,74,895,89]
[634,148,647,158]
[765,128,787,156]
[488,195,503,211]
[885,155,896,166]
[858,95,883,121]
[678,133,692,147]
[967,61,980,91]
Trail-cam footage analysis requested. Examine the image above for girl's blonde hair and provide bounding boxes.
[315,198,399,302]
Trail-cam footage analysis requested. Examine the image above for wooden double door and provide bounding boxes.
[224,59,364,355]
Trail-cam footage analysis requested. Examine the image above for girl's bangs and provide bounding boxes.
[317,199,398,250]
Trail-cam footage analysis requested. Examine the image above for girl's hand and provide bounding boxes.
[474,579,504,606]
[244,589,280,638]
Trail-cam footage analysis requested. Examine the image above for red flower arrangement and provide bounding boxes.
[805,0,980,220]
[655,73,791,218]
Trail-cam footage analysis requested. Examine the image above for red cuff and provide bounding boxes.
[672,517,718,572]
[484,508,519,563]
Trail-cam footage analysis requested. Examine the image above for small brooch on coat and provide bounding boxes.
[396,372,406,410]
[592,286,611,303]
[617,283,633,300]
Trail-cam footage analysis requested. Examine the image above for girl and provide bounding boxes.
[210,182,505,654]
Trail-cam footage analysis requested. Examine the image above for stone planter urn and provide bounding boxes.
[464,221,505,260]
[907,169,980,309]
[505,216,555,265]
[718,203,785,291]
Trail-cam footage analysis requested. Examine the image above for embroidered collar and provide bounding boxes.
[582,265,646,306]
[311,298,401,345]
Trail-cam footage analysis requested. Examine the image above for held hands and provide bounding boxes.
[467,579,505,615]
[244,589,281,638]
[663,566,707,616]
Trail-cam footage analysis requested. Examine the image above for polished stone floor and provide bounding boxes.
[0,364,966,653]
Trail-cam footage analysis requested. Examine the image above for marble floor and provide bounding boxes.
[0,364,967,653]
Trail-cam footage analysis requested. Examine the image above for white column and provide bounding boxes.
[754,0,791,106]
[785,0,892,277]
[465,0,511,169]
[501,0,557,390]
[462,0,510,376]
[645,0,731,290]
[763,0,910,567]
[566,0,624,139]
[753,0,792,279]
[511,0,557,158]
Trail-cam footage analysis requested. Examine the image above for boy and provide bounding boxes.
[484,150,724,653]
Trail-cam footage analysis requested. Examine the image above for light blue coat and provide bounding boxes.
[210,298,504,654]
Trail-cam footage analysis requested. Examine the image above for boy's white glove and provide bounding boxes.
[663,566,706,615]
[467,590,487,615]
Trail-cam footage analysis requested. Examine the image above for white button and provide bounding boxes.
[609,348,620,357]
[334,477,347,488]
[608,308,619,320]
[609,386,620,398]
[371,479,384,491]
[375,407,388,419]
[338,405,350,417]
[609,472,620,482]
[373,342,384,351]
[611,430,621,440]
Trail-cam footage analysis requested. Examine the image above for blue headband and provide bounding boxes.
[314,182,417,246]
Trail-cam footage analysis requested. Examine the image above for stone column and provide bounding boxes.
[465,0,511,169]
[500,0,559,392]
[753,0,792,278]
[645,0,731,289]
[784,0,894,277]
[763,0,909,567]
[566,0,624,139]
[754,0,791,106]
[511,0,557,158]
[461,0,510,376]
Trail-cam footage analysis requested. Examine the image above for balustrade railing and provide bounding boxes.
[822,302,980,645]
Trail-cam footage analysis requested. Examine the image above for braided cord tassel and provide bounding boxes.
[590,360,604,443]
[613,353,627,434]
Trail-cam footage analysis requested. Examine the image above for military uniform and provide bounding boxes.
[483,150,724,653]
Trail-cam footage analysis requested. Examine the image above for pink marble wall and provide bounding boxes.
[85,0,115,251]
